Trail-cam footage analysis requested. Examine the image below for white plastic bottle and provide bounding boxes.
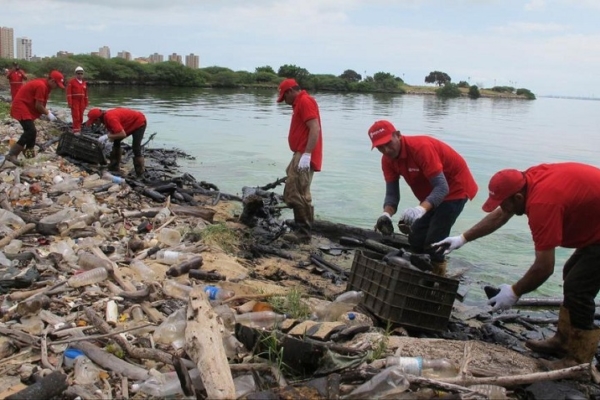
[68,268,109,288]
[155,250,185,265]
[203,285,235,301]
[102,171,125,185]
[386,356,458,378]
[235,311,286,329]
[129,259,157,281]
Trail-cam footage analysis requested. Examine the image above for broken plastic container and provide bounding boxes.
[68,267,109,288]
[152,308,187,349]
[157,228,181,247]
[346,365,410,399]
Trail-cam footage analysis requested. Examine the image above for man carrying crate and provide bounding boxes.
[85,107,146,177]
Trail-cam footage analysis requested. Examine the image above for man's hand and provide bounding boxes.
[400,205,426,226]
[431,234,467,255]
[488,284,519,312]
[374,212,394,236]
[98,134,109,144]
[298,153,311,170]
[47,112,57,122]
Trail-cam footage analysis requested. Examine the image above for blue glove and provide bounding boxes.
[400,205,426,226]
[488,284,519,312]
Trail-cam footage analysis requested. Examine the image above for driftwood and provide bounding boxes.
[73,341,149,381]
[185,286,235,400]
[309,219,410,247]
[84,307,172,365]
[5,370,68,400]
[0,223,36,249]
[310,253,349,278]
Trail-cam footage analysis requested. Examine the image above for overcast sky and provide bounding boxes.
[3,0,599,97]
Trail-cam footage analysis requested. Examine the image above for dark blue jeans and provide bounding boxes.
[563,244,600,330]
[408,198,467,263]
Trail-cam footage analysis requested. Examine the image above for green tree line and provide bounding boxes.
[1,56,535,99]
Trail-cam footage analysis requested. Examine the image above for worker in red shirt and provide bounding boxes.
[5,62,28,100]
[434,162,600,369]
[1,70,64,166]
[85,107,146,177]
[66,66,88,134]
[369,120,478,276]
[276,78,323,244]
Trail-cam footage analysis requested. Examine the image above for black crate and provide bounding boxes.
[347,250,458,332]
[56,133,106,165]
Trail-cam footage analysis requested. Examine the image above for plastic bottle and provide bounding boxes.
[162,280,192,300]
[334,290,364,305]
[157,228,181,247]
[57,213,94,234]
[203,285,235,301]
[235,311,286,329]
[63,348,85,369]
[77,252,113,272]
[132,368,201,397]
[68,267,109,288]
[347,365,410,399]
[153,207,171,225]
[234,374,256,399]
[152,308,187,349]
[385,356,458,378]
[129,259,157,281]
[222,330,246,359]
[74,356,103,385]
[213,304,236,330]
[155,250,186,265]
[102,171,125,185]
[4,239,22,254]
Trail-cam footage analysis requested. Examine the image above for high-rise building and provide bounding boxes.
[99,46,111,59]
[56,50,73,58]
[0,27,14,59]
[117,51,132,61]
[16,37,32,61]
[148,53,163,64]
[185,53,199,69]
[168,53,182,64]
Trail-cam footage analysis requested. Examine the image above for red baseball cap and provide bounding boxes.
[85,108,103,126]
[277,78,298,102]
[482,169,526,212]
[368,120,396,149]
[49,70,65,89]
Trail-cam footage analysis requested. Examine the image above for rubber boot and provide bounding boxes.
[282,208,312,244]
[526,306,570,357]
[133,156,145,177]
[5,143,24,167]
[431,260,447,276]
[539,327,600,370]
[108,145,122,172]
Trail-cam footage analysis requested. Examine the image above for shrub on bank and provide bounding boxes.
[436,83,461,98]
[516,88,536,100]
[468,85,481,99]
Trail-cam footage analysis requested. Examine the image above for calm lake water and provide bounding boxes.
[49,87,600,303]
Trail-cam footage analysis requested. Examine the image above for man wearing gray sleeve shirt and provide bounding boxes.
[368,120,478,275]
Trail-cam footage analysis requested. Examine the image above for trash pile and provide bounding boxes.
[0,114,598,400]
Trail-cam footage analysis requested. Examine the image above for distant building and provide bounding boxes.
[56,50,73,58]
[99,46,111,59]
[185,53,199,69]
[168,53,182,64]
[117,51,132,61]
[30,55,43,62]
[134,57,149,64]
[0,27,14,59]
[16,37,32,61]
[91,52,100,57]
[148,53,163,64]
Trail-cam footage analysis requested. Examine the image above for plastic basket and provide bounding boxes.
[56,133,106,165]
[347,250,458,332]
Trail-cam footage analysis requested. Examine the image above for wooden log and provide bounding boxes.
[185,286,235,400]
[73,341,149,381]
[0,223,36,249]
[170,204,216,222]
[5,370,68,400]
[309,219,410,247]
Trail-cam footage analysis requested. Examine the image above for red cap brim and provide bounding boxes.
[482,197,502,213]
[370,133,392,150]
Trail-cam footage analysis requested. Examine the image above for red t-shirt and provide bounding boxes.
[104,108,146,136]
[10,78,50,120]
[7,69,26,85]
[524,163,600,251]
[382,135,478,202]
[288,91,323,171]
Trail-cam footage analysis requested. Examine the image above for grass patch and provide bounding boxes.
[0,101,9,119]
[200,222,239,254]
[269,288,312,320]
[368,320,393,361]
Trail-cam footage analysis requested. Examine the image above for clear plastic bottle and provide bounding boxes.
[468,384,507,399]
[162,280,192,300]
[235,311,286,329]
[68,267,109,288]
[203,285,235,301]
[57,213,94,234]
[385,356,458,378]
[152,308,187,349]
[153,207,171,225]
[213,304,236,329]
[74,356,103,385]
[314,290,365,322]
[77,252,113,272]
[334,290,364,305]
[102,171,125,185]
[155,250,185,265]
[347,365,410,399]
[132,368,200,397]
[129,259,157,281]
[157,228,181,247]
[222,330,246,359]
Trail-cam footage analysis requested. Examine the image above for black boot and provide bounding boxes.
[282,208,312,244]
[133,156,145,177]
[108,145,122,172]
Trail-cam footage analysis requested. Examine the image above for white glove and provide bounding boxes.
[98,134,109,144]
[400,205,426,226]
[432,234,467,255]
[47,112,57,122]
[297,153,311,170]
[488,284,519,312]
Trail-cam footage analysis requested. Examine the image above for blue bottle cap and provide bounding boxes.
[65,348,84,359]
[348,312,356,320]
